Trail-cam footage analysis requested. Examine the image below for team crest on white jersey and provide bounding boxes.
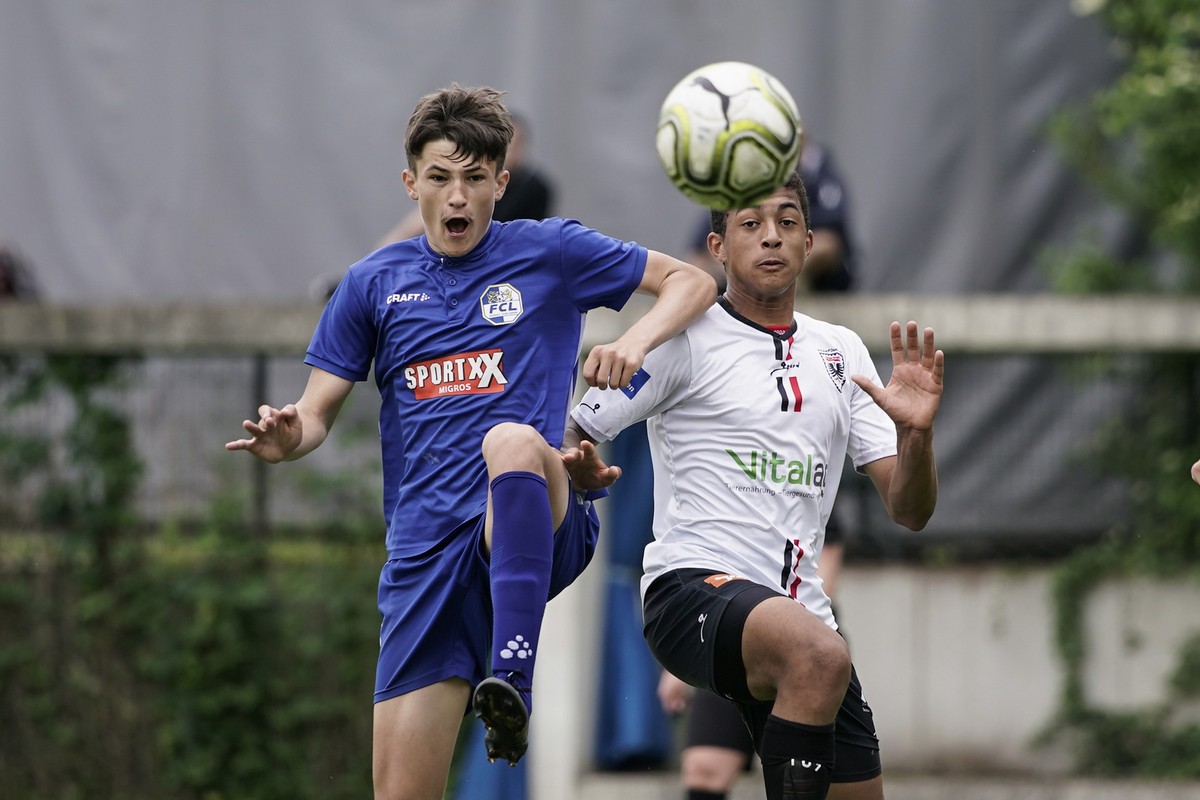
[480,283,523,325]
[819,348,847,391]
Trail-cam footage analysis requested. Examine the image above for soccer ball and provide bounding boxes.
[656,61,802,211]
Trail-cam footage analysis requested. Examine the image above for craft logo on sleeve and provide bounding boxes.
[479,283,523,325]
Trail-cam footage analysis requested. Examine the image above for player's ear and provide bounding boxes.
[495,168,510,202]
[402,169,419,200]
[707,231,725,265]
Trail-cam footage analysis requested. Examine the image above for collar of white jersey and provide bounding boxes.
[717,295,798,340]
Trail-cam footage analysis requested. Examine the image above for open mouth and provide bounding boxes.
[446,218,469,235]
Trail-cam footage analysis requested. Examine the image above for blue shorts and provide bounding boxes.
[374,490,601,704]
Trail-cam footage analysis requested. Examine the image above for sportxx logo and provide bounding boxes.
[725,448,827,487]
[404,349,507,400]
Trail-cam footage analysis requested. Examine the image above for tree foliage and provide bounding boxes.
[1051,0,1200,291]
[1043,0,1200,775]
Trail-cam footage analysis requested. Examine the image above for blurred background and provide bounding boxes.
[2,1,1199,799]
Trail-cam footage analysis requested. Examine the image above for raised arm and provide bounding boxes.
[225,366,355,463]
[857,321,944,531]
[581,250,715,390]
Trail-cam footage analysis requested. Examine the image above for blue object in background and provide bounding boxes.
[451,721,529,800]
[593,422,673,770]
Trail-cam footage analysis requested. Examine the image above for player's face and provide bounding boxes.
[403,138,510,258]
[712,188,812,303]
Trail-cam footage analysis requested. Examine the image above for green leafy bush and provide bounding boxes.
[1043,0,1200,775]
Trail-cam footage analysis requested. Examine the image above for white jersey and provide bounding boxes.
[570,299,897,630]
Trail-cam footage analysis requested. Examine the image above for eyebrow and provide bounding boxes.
[425,160,489,175]
[743,199,800,216]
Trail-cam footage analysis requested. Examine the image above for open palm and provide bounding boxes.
[852,321,944,432]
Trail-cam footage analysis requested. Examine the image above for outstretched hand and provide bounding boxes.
[852,321,944,432]
[225,403,302,463]
[561,439,622,491]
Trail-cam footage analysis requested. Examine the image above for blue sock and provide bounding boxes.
[489,471,553,712]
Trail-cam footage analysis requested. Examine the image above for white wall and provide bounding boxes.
[547,563,1200,798]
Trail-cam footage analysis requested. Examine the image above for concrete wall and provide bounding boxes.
[579,773,1200,800]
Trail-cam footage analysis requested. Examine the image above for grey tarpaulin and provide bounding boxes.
[1,2,1133,540]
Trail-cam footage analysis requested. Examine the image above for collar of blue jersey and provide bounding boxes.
[418,220,500,266]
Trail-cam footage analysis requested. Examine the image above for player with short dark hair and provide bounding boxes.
[564,170,943,800]
[227,83,716,800]
[664,135,860,800]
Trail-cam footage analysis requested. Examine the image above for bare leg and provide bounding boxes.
[742,596,851,799]
[680,745,750,795]
[827,776,884,800]
[742,597,850,723]
[373,678,470,800]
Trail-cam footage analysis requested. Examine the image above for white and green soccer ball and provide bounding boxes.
[656,61,803,211]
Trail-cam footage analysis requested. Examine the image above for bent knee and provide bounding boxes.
[792,629,851,695]
[681,746,747,791]
[815,631,852,681]
[752,622,850,699]
[481,422,542,459]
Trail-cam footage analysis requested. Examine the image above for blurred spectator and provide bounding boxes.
[0,241,39,300]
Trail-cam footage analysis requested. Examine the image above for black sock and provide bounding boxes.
[759,715,835,800]
[685,792,725,800]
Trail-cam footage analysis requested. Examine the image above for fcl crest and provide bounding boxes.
[480,283,523,325]
[819,348,847,391]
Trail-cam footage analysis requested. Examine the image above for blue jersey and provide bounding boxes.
[306,218,647,556]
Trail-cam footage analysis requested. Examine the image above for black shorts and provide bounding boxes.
[645,568,881,784]
[825,511,843,545]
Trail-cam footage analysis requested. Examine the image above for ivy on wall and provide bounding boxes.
[0,355,383,798]
[1041,0,1200,774]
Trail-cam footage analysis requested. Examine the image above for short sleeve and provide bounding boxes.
[571,331,693,443]
[558,219,647,312]
[304,268,376,382]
